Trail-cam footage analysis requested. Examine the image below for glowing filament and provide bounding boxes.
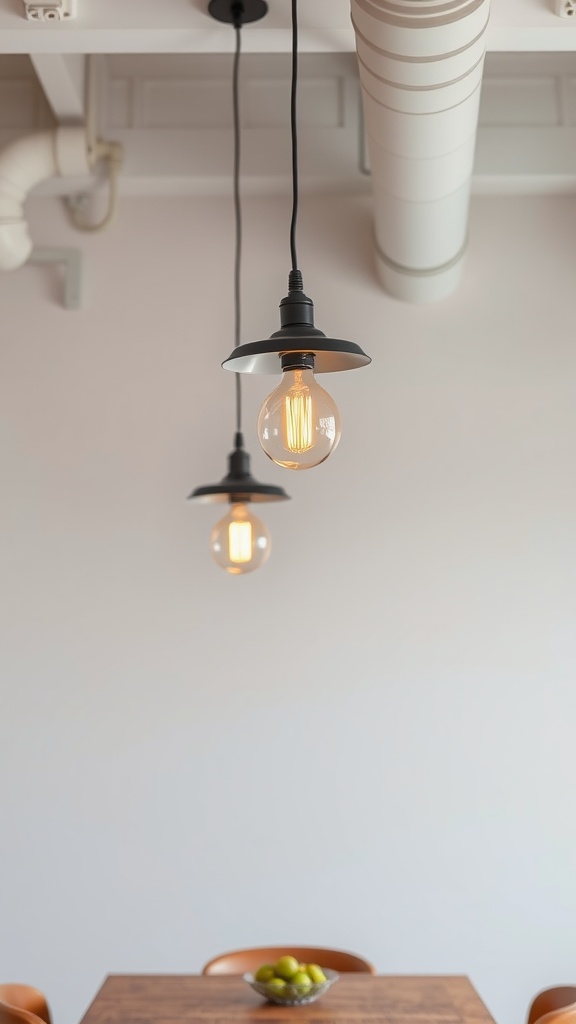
[283,370,313,453]
[228,518,253,564]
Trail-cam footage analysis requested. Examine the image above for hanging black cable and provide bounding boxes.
[232,16,243,432]
[221,0,371,377]
[289,0,299,274]
[189,0,289,507]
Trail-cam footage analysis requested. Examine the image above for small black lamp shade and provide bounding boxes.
[188,432,289,504]
[222,271,371,374]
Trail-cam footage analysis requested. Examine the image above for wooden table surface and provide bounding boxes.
[79,974,497,1024]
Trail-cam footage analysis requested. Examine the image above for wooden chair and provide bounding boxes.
[0,1003,49,1024]
[528,989,576,1024]
[529,1007,576,1024]
[201,946,376,976]
[0,988,51,1024]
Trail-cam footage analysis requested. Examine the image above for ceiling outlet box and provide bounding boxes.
[23,0,76,19]
[554,0,575,15]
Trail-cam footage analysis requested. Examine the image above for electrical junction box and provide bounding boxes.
[23,0,76,19]
[554,0,575,15]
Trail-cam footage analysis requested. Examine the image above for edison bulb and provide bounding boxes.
[258,359,342,470]
[210,501,270,575]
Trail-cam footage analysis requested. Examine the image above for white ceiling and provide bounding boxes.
[0,0,575,198]
[0,0,575,303]
[1,0,575,54]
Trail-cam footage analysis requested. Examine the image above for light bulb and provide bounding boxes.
[210,501,271,574]
[257,353,341,470]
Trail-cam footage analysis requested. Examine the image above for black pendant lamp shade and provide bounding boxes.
[222,270,371,375]
[189,432,289,504]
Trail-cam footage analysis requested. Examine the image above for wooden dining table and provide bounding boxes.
[78,973,497,1024]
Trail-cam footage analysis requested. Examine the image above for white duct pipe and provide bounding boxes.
[351,0,491,302]
[0,127,90,270]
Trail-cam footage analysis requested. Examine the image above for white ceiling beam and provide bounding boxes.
[0,0,355,55]
[0,0,575,55]
[29,53,85,121]
[1,123,569,200]
[22,0,76,20]
[489,0,576,49]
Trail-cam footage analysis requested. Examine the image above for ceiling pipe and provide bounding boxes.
[351,0,491,303]
[0,127,90,270]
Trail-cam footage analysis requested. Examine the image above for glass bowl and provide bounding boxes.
[243,968,339,1006]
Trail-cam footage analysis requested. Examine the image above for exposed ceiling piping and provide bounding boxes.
[0,127,90,270]
[350,0,491,303]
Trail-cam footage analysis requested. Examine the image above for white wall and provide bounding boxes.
[1,192,575,1024]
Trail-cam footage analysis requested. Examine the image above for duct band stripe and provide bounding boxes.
[374,234,469,277]
[352,0,488,31]
[356,46,486,92]
[351,15,489,65]
[359,74,482,116]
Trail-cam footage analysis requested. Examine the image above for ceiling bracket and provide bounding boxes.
[208,0,267,25]
[29,247,83,309]
[22,0,76,21]
[554,0,575,14]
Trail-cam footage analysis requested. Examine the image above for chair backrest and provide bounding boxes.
[528,988,576,1024]
[530,1007,576,1024]
[0,988,51,1024]
[201,946,376,976]
[0,1003,47,1024]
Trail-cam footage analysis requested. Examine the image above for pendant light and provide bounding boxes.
[222,0,371,471]
[189,0,289,575]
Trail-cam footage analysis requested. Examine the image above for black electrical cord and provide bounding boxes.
[232,10,243,434]
[289,0,299,275]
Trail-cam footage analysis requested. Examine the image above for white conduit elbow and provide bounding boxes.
[351,0,491,303]
[0,127,90,270]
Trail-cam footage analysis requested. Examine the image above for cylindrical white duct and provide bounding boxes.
[0,127,90,270]
[351,0,491,302]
